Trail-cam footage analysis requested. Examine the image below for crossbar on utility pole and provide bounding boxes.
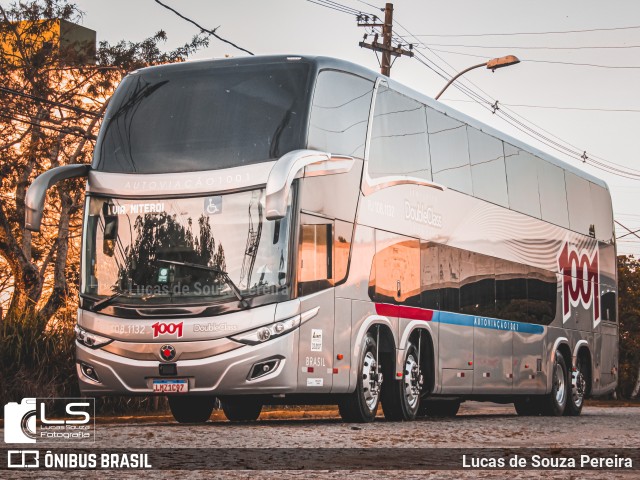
[358,2,413,77]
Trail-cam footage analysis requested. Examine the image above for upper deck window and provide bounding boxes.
[93,62,311,173]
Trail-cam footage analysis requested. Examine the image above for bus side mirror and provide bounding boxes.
[265,150,354,220]
[25,164,91,232]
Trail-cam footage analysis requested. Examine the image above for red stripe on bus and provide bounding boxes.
[375,304,433,321]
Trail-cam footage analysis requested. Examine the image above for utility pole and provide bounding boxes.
[358,2,413,77]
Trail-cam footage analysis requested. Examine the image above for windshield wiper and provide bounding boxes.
[157,259,249,307]
[90,292,124,312]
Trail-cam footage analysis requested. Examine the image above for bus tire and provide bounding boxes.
[220,396,263,422]
[417,399,461,417]
[338,331,382,423]
[541,349,569,416]
[565,353,588,416]
[382,341,422,421]
[168,395,216,423]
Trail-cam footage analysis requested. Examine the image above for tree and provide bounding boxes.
[617,255,640,398]
[0,0,207,329]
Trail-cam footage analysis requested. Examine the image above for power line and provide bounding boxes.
[444,99,640,113]
[0,85,101,118]
[0,110,96,140]
[395,20,640,180]
[524,59,640,69]
[411,42,640,51]
[615,220,640,241]
[402,24,640,37]
[153,0,254,56]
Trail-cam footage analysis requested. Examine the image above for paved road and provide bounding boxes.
[3,402,639,479]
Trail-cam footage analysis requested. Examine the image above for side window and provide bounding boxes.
[460,252,496,317]
[590,183,614,242]
[565,171,593,236]
[307,70,373,158]
[439,245,461,313]
[495,259,528,322]
[427,108,472,194]
[601,288,617,322]
[468,128,508,207]
[420,242,441,310]
[368,84,431,180]
[504,144,541,218]
[538,160,569,228]
[298,215,333,296]
[527,267,557,325]
[370,230,421,306]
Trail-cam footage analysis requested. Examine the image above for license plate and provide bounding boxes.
[152,379,189,393]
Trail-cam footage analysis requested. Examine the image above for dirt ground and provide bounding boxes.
[2,402,639,479]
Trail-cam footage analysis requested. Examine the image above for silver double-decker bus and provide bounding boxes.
[26,55,618,423]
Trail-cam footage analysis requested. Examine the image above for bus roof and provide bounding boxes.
[135,54,609,190]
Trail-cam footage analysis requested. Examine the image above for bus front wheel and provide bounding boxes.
[168,395,216,423]
[338,331,382,423]
[220,396,263,422]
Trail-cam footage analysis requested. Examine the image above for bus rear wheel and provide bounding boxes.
[382,342,422,421]
[220,396,263,422]
[168,395,216,423]
[338,331,382,423]
[417,399,461,417]
[541,350,570,416]
[565,354,588,416]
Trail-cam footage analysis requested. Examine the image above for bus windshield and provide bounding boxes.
[81,188,291,308]
[93,61,311,173]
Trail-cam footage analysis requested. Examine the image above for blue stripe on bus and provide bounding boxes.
[435,311,544,335]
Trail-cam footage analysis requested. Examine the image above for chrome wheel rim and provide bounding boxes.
[571,365,585,408]
[404,352,421,409]
[362,351,380,411]
[554,361,566,406]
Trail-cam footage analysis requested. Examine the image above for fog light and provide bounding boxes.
[80,362,100,382]
[249,359,280,380]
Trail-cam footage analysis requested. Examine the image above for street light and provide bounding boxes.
[435,55,520,100]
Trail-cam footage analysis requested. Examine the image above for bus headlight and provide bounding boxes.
[231,316,300,346]
[74,325,113,349]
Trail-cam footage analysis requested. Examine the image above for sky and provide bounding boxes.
[70,0,640,255]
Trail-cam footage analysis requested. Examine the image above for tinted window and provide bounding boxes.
[368,84,431,179]
[439,245,460,312]
[308,70,373,158]
[427,109,472,194]
[95,62,311,173]
[527,267,557,325]
[504,144,541,218]
[460,252,496,316]
[538,160,569,228]
[420,242,440,309]
[495,259,529,322]
[468,128,508,207]
[565,171,592,236]
[590,183,614,241]
[370,231,421,306]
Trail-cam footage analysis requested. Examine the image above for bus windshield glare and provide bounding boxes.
[81,188,291,307]
[93,61,311,173]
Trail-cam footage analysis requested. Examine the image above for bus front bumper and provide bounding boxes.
[75,329,299,396]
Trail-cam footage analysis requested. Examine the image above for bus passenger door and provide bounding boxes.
[297,214,336,393]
